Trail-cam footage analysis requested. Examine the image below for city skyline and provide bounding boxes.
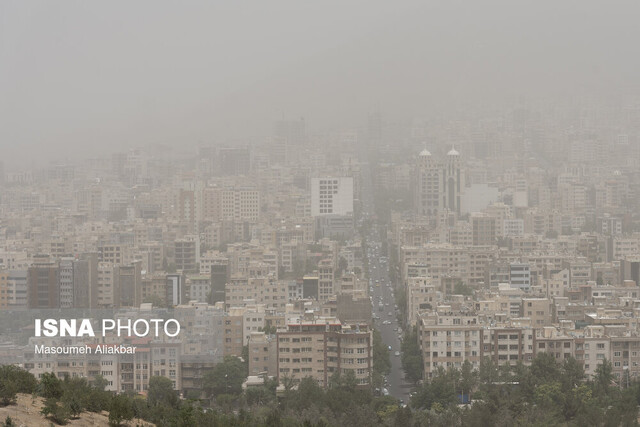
[3,2,640,426]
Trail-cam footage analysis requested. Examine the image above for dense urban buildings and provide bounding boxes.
[2,102,640,416]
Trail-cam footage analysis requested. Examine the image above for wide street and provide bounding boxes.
[367,227,412,403]
[361,163,412,403]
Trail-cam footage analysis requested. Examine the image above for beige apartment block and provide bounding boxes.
[224,308,245,357]
[533,327,575,361]
[482,327,534,365]
[276,319,372,388]
[406,276,439,327]
[520,297,552,327]
[248,331,277,378]
[418,310,482,379]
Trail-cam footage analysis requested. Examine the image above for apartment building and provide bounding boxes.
[471,213,496,246]
[224,308,245,357]
[174,236,199,274]
[418,310,482,379]
[401,244,469,287]
[98,244,131,265]
[310,177,354,217]
[575,333,610,378]
[27,256,59,309]
[406,276,439,327]
[225,275,287,310]
[533,327,575,362]
[520,298,552,327]
[0,270,9,309]
[248,331,277,378]
[318,259,335,302]
[97,262,115,307]
[482,327,535,365]
[276,318,372,388]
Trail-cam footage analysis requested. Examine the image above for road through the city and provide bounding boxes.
[361,163,412,403]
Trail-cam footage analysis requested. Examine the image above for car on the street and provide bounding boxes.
[395,351,400,357]
[388,345,392,351]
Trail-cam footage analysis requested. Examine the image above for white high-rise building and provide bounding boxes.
[311,177,353,216]
[414,147,464,218]
[414,149,442,217]
[443,147,464,213]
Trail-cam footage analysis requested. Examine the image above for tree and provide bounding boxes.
[529,352,561,385]
[92,374,108,391]
[330,370,358,391]
[148,376,178,408]
[372,329,391,376]
[338,257,348,275]
[593,358,614,397]
[453,280,473,296]
[41,398,70,425]
[177,402,197,427]
[400,326,423,384]
[61,377,91,418]
[0,365,37,405]
[2,416,14,427]
[411,367,457,410]
[109,394,134,427]
[85,387,111,413]
[64,393,84,419]
[289,377,323,411]
[0,381,17,406]
[244,384,275,407]
[39,372,63,399]
[459,360,477,400]
[394,285,407,324]
[561,356,585,389]
[203,356,247,397]
[563,384,593,421]
[533,381,564,414]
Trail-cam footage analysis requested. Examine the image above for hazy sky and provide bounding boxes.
[1,1,639,168]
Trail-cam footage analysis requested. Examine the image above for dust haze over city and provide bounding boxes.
[2,1,640,426]
[2,1,640,166]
